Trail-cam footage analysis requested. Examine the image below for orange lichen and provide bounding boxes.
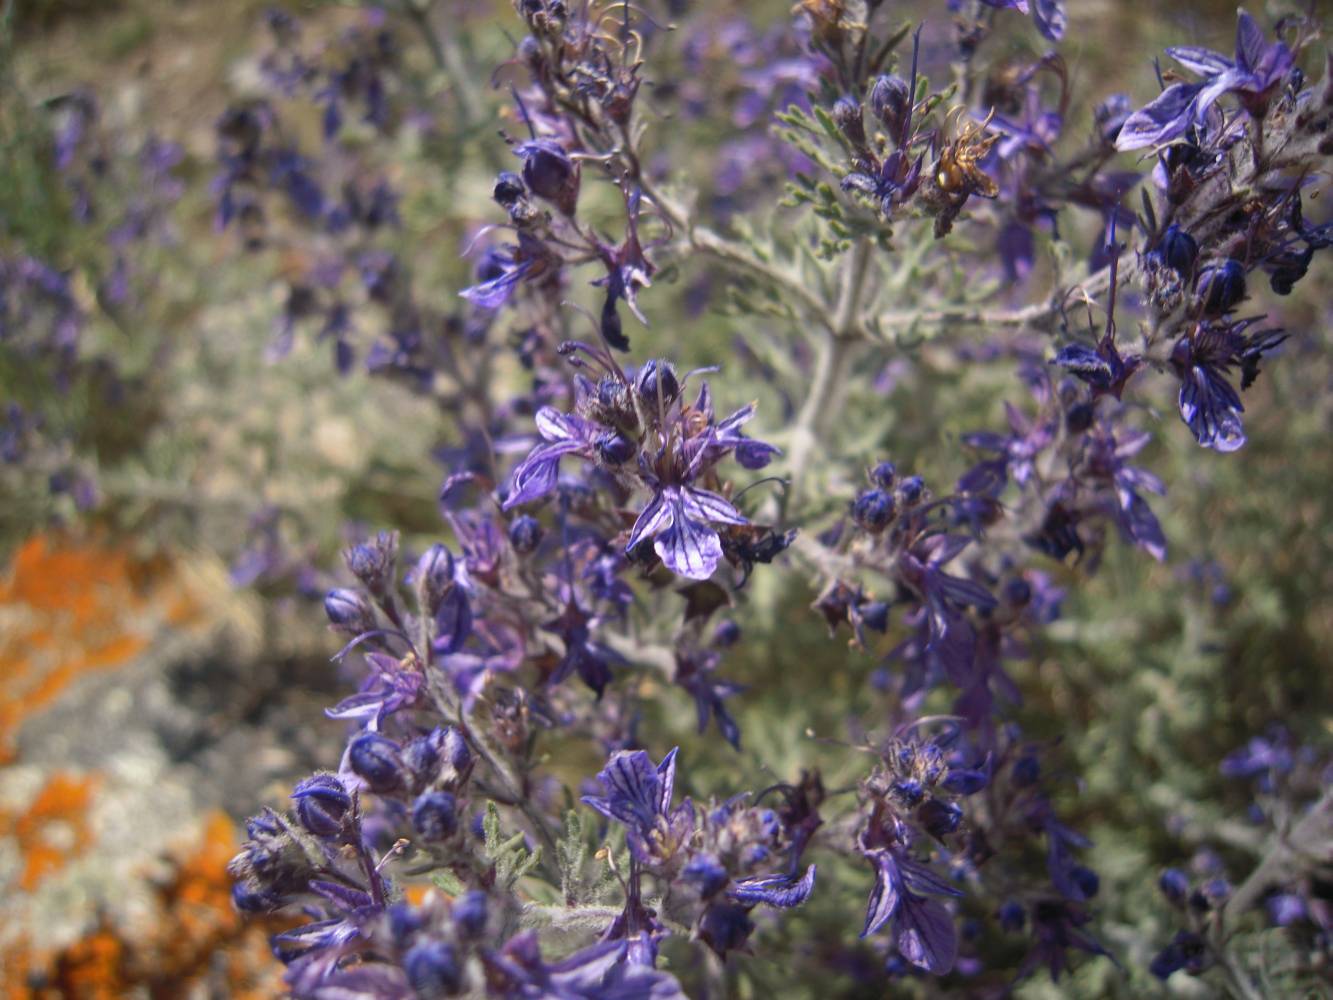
[0,534,203,763]
[2,812,292,1000]
[0,772,101,892]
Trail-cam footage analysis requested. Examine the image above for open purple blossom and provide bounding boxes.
[502,359,782,580]
[627,484,747,580]
[582,748,695,868]
[1116,10,1295,150]
[860,835,963,974]
[1171,317,1288,452]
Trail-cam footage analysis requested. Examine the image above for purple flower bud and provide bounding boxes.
[1065,402,1095,435]
[870,460,897,489]
[997,900,1025,932]
[231,879,281,914]
[698,902,754,956]
[1199,877,1231,907]
[345,532,398,597]
[918,798,963,837]
[413,544,455,617]
[859,601,890,633]
[493,171,526,207]
[453,891,488,937]
[1002,578,1032,607]
[412,790,459,841]
[324,588,375,633]
[387,901,425,947]
[1266,892,1305,926]
[348,732,405,792]
[517,140,580,215]
[895,475,926,506]
[1194,260,1246,315]
[890,778,925,806]
[1159,867,1189,904]
[1011,754,1040,787]
[404,939,463,997]
[291,773,351,838]
[1158,224,1198,275]
[870,74,911,139]
[1151,930,1207,979]
[508,515,544,554]
[683,853,730,898]
[713,619,742,647]
[635,360,680,410]
[596,431,637,465]
[1069,866,1100,899]
[851,489,896,533]
[833,96,866,147]
[735,438,776,470]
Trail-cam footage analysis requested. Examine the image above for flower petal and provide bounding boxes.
[655,512,724,580]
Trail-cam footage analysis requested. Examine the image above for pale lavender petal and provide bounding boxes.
[627,491,673,551]
[681,487,747,526]
[655,510,724,579]
[1167,45,1233,76]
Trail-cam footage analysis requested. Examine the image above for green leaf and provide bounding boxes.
[430,869,467,896]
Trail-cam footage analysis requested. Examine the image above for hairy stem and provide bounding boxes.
[1223,792,1332,926]
[785,239,875,506]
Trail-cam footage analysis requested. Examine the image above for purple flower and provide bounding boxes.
[860,843,962,975]
[582,748,695,867]
[728,864,817,908]
[502,407,598,509]
[325,652,424,731]
[626,484,747,580]
[542,597,621,698]
[515,139,581,216]
[460,245,535,309]
[1117,10,1294,150]
[674,649,744,749]
[1170,318,1287,452]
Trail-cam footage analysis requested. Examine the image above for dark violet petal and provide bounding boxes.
[932,570,998,611]
[862,852,902,938]
[716,402,757,433]
[1115,466,1166,497]
[460,262,528,308]
[1118,489,1167,562]
[1052,343,1112,387]
[896,894,958,975]
[918,533,971,567]
[1178,366,1246,452]
[729,864,817,908]
[582,749,667,831]
[309,880,374,912]
[1234,11,1266,72]
[1030,0,1066,41]
[897,857,965,898]
[325,691,385,722]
